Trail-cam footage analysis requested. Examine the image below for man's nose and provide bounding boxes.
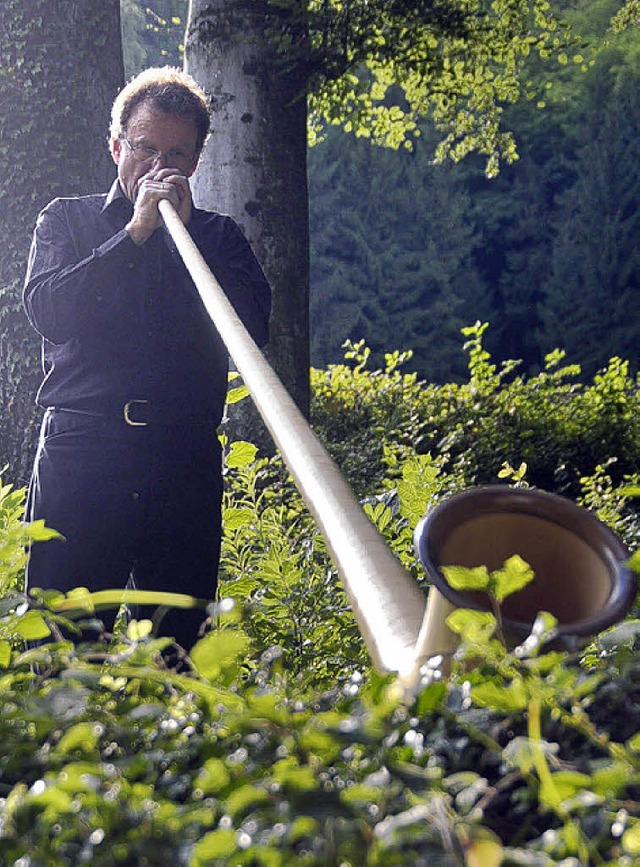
[152,151,169,168]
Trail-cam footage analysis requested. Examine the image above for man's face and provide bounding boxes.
[111,101,201,203]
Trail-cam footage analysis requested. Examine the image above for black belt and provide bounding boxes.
[50,401,217,428]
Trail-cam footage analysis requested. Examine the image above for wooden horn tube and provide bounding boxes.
[159,200,429,680]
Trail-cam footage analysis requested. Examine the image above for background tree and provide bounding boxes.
[308,0,640,380]
[309,126,486,381]
[184,0,570,418]
[185,0,310,422]
[0,0,124,481]
[539,45,640,374]
[121,0,186,74]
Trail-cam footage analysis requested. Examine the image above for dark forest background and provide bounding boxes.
[125,0,639,382]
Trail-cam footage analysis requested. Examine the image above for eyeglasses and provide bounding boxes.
[120,135,196,172]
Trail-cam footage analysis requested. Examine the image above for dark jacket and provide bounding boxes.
[24,180,271,425]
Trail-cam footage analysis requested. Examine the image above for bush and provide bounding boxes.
[0,331,639,864]
[311,324,640,549]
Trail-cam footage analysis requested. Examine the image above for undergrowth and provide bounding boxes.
[0,326,639,864]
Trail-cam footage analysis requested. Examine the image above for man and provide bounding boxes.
[23,67,271,653]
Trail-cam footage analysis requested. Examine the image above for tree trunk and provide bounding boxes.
[185,0,310,447]
[0,0,124,483]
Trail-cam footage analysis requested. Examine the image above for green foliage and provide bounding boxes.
[121,0,187,76]
[312,325,640,550]
[308,1,640,383]
[217,436,367,688]
[0,471,61,597]
[0,472,638,862]
[1,327,640,861]
[300,0,575,176]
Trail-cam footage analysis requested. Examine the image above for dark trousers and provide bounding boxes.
[26,408,223,652]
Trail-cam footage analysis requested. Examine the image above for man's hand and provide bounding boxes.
[126,168,193,246]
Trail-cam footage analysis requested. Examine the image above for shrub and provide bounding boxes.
[0,331,639,864]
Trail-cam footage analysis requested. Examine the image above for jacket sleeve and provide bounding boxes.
[23,199,144,345]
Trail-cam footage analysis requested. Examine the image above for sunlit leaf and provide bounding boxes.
[472,679,528,712]
[490,555,535,601]
[225,440,259,468]
[192,829,237,864]
[622,822,640,855]
[442,564,490,592]
[190,629,250,680]
[14,609,51,640]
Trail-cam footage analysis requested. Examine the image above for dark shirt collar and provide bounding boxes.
[102,179,132,216]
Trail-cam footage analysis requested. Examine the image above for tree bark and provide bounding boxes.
[0,0,124,482]
[185,0,310,444]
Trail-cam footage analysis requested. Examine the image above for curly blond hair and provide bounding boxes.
[110,66,210,152]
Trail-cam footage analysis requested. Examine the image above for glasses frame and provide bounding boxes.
[119,135,196,172]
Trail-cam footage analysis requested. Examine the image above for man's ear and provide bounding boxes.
[187,152,201,178]
[110,137,122,165]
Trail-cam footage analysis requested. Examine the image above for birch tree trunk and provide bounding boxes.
[185,0,310,435]
[0,0,123,482]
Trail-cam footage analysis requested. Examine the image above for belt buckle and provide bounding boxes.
[124,399,150,427]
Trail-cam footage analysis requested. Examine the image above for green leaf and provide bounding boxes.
[126,619,153,641]
[24,519,63,542]
[472,679,528,712]
[225,441,258,468]
[14,609,51,640]
[271,758,317,792]
[223,507,254,530]
[56,722,100,755]
[287,816,320,844]
[226,783,270,819]
[622,822,640,855]
[446,608,496,640]
[226,384,249,405]
[194,758,231,796]
[0,640,12,668]
[442,564,490,592]
[490,555,534,602]
[192,829,237,864]
[627,732,640,753]
[414,681,447,714]
[546,770,592,802]
[190,629,250,680]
